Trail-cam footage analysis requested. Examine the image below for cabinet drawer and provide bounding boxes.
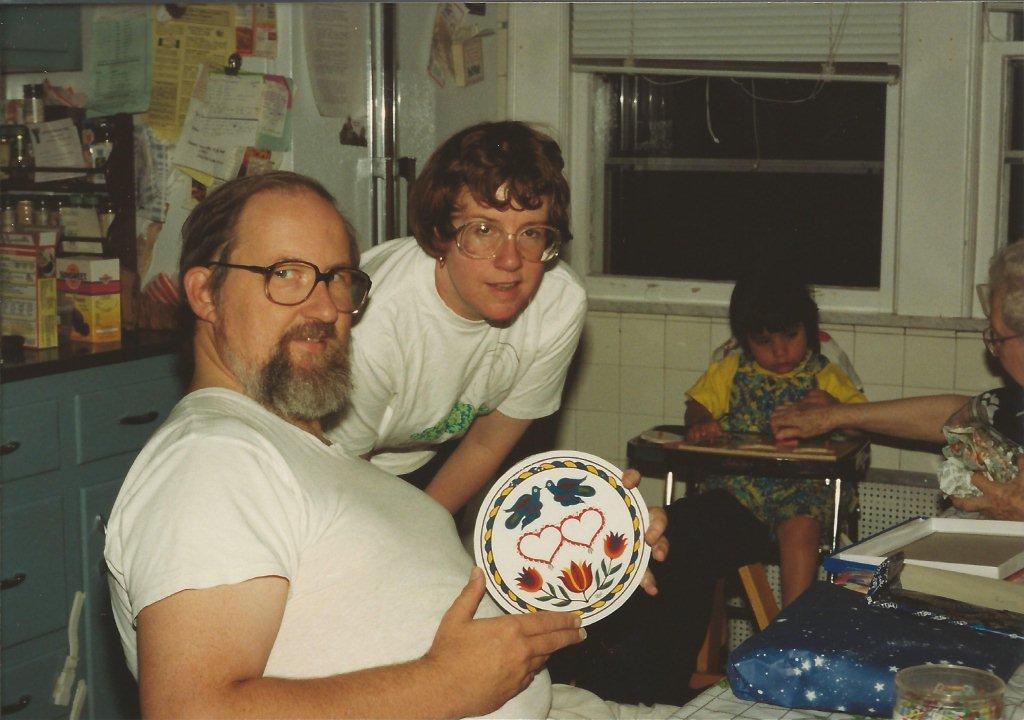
[74,375,181,465]
[2,634,69,719]
[1,401,60,482]
[2,494,69,647]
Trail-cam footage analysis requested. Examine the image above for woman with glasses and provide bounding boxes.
[772,241,1024,521]
[326,121,587,515]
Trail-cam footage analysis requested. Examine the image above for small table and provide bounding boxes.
[627,425,871,553]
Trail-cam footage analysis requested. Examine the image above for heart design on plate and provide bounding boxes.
[517,524,564,564]
[560,507,605,548]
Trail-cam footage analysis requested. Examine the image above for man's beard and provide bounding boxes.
[227,321,353,422]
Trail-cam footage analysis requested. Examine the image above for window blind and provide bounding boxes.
[572,3,903,77]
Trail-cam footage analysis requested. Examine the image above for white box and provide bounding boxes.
[828,516,1024,579]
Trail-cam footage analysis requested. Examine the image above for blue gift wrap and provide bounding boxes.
[727,582,1024,717]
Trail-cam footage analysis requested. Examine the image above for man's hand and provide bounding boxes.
[952,459,1024,521]
[686,420,724,442]
[620,468,669,596]
[426,568,585,717]
[770,400,836,441]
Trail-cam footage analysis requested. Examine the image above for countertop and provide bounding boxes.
[1,330,182,383]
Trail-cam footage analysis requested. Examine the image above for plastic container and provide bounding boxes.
[893,665,1005,720]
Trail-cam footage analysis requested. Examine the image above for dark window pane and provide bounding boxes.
[600,73,887,288]
[606,168,883,288]
[1010,164,1024,246]
[1009,59,1023,153]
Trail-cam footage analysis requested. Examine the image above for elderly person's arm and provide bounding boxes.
[137,570,584,719]
[771,394,970,443]
[952,462,1024,521]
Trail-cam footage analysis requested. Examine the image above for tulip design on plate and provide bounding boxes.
[559,561,594,595]
[604,531,627,560]
[515,567,543,593]
[533,550,626,607]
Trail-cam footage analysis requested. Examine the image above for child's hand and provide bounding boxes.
[801,389,836,407]
[687,420,724,442]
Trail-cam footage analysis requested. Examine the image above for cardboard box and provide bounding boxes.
[56,256,121,343]
[1,229,59,348]
[825,516,1024,579]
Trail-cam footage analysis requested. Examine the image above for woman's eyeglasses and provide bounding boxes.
[453,220,561,263]
[982,325,1022,356]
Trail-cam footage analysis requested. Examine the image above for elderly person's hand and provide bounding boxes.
[771,399,837,441]
[952,458,1024,521]
[620,469,669,596]
[801,389,837,407]
[686,420,723,442]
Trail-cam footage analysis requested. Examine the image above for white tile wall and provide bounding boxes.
[556,311,1003,480]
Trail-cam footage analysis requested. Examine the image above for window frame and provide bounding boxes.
[973,41,1024,317]
[568,70,902,314]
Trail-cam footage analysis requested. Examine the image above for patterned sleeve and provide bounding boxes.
[686,354,739,419]
[816,362,868,404]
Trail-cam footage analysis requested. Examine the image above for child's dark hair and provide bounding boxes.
[729,269,821,355]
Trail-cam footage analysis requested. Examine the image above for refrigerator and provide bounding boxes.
[286,3,509,254]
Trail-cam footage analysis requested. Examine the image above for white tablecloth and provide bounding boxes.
[671,666,1024,720]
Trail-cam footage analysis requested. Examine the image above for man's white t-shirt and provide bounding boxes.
[104,388,551,719]
[326,237,587,475]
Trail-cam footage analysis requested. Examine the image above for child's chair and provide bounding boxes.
[689,562,779,688]
[687,331,862,689]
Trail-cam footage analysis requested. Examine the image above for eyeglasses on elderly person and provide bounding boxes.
[207,260,372,313]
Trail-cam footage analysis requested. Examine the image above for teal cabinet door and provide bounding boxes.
[1,401,60,481]
[81,479,139,720]
[1,492,68,647]
[1,632,71,719]
[74,375,182,465]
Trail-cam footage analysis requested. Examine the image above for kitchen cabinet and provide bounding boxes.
[2,343,182,719]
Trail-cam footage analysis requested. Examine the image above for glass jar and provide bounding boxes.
[15,198,35,228]
[34,199,51,227]
[1,199,16,232]
[22,84,45,124]
[7,125,29,169]
[99,199,116,237]
[893,665,1005,720]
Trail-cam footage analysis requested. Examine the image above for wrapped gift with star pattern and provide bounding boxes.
[727,582,1024,717]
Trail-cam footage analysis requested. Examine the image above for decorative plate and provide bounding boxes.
[472,450,651,626]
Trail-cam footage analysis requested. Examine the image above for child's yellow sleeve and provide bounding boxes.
[686,353,740,418]
[816,363,868,404]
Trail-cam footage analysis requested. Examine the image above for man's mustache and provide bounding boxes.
[282,321,339,344]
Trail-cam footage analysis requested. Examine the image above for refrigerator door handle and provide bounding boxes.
[396,157,416,236]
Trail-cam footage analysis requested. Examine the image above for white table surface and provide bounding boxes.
[669,666,1024,720]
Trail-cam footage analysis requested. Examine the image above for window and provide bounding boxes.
[600,73,887,288]
[568,2,903,312]
[973,5,1024,314]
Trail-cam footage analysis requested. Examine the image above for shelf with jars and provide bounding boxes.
[0,112,135,266]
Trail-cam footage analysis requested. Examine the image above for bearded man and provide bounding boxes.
[103,172,591,719]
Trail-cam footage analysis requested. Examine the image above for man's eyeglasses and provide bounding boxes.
[454,220,561,263]
[982,325,1022,356]
[208,260,371,314]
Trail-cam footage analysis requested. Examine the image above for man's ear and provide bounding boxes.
[182,266,218,323]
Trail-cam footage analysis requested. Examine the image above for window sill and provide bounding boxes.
[587,295,987,333]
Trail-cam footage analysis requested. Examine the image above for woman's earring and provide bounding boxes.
[439,255,447,268]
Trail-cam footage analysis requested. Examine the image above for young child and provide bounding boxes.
[684,271,867,606]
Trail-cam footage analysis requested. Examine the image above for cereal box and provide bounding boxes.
[56,256,121,343]
[1,228,58,348]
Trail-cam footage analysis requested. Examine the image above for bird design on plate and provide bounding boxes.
[544,475,596,506]
[504,486,544,529]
